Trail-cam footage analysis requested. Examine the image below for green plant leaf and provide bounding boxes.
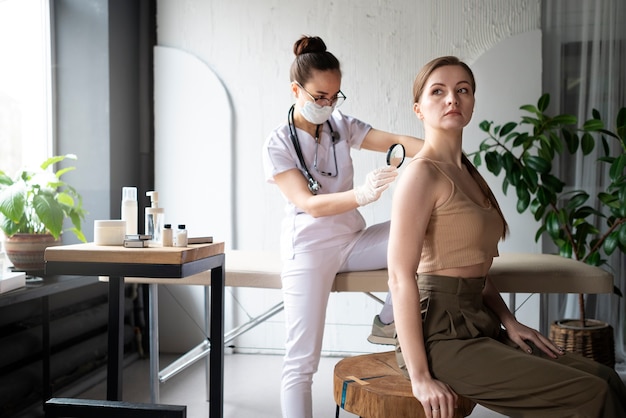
[537,94,550,112]
[512,131,529,147]
[545,211,561,238]
[553,114,578,126]
[32,193,64,239]
[520,104,540,115]
[583,119,604,131]
[530,197,541,214]
[618,223,626,246]
[541,173,565,194]
[40,154,77,171]
[520,116,541,130]
[56,191,76,208]
[609,154,626,181]
[516,186,530,213]
[520,167,538,191]
[505,164,521,187]
[479,120,492,132]
[585,251,601,266]
[536,186,549,206]
[566,191,589,211]
[563,129,579,154]
[548,131,563,155]
[604,232,619,255]
[592,108,601,120]
[524,155,551,173]
[538,144,553,162]
[67,227,86,243]
[0,183,26,223]
[0,172,13,186]
[499,122,517,137]
[499,178,509,195]
[55,166,77,179]
[472,153,482,167]
[598,191,618,207]
[573,205,603,220]
[558,239,573,259]
[616,107,626,145]
[485,151,501,175]
[580,132,595,155]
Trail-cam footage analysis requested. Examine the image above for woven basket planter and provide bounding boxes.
[549,319,615,368]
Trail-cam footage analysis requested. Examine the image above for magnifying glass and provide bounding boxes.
[386,143,406,168]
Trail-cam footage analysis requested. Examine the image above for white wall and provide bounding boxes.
[155,0,543,354]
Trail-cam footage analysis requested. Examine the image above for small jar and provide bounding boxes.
[94,220,126,246]
[175,224,188,247]
[162,224,173,247]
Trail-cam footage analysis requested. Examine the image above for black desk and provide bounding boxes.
[44,242,225,418]
[0,275,100,400]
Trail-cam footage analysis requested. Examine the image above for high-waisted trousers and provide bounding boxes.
[395,274,626,418]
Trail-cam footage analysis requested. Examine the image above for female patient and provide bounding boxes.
[388,56,626,418]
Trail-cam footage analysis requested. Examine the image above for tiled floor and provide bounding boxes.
[71,353,505,418]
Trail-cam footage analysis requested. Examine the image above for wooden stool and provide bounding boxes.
[333,351,475,418]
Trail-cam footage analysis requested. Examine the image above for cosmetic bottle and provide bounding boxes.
[162,224,173,247]
[145,191,165,244]
[175,224,188,247]
[121,187,138,235]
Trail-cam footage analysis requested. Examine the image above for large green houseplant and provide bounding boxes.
[0,154,86,272]
[470,94,625,366]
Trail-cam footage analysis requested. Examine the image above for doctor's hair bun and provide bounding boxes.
[290,35,341,83]
[293,36,327,56]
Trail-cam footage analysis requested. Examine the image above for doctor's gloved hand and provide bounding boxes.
[354,166,398,206]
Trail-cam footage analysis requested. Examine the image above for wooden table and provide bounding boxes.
[44,242,225,418]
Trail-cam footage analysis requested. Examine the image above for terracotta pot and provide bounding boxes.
[3,233,61,273]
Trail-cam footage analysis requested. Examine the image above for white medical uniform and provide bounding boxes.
[263,109,390,418]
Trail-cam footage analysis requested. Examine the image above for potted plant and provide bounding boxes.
[0,154,86,272]
[470,94,625,367]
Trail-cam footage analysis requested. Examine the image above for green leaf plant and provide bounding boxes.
[470,94,625,325]
[0,154,87,242]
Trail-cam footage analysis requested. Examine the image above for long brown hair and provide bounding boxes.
[414,56,508,239]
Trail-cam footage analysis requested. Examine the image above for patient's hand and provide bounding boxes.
[505,320,564,359]
[411,376,458,418]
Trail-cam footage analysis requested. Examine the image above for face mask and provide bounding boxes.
[300,101,334,125]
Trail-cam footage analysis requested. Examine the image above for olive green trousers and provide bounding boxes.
[396,274,626,418]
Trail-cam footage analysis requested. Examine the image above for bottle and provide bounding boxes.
[162,224,173,247]
[145,191,165,244]
[121,187,138,235]
[175,224,188,247]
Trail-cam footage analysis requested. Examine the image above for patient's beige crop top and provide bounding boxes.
[417,159,503,274]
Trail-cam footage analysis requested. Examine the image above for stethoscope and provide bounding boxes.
[288,104,340,195]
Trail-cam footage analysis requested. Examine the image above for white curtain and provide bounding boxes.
[542,0,626,370]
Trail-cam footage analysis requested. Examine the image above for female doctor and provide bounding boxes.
[262,35,423,418]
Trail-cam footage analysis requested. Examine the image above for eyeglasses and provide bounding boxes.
[297,82,346,108]
[313,124,338,177]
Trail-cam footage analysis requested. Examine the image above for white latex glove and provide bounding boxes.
[354,166,398,206]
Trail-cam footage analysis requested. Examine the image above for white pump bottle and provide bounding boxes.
[145,191,165,244]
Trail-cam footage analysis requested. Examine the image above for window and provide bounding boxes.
[0,0,52,176]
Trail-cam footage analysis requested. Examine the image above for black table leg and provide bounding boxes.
[107,275,124,401]
[210,259,224,418]
[42,296,51,400]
